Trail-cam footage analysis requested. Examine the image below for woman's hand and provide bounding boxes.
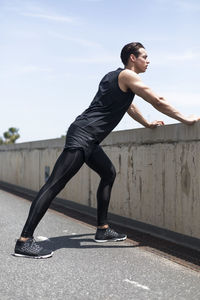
[183,115,200,125]
[146,120,164,129]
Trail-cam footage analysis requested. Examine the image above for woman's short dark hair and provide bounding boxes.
[120,42,145,66]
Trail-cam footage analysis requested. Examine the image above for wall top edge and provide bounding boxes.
[0,122,199,151]
[102,122,200,146]
[0,137,65,151]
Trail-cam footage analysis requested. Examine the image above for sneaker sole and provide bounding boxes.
[13,252,53,259]
[94,235,127,243]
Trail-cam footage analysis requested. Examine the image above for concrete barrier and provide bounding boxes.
[0,122,200,249]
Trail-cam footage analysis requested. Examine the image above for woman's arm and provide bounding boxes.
[127,103,164,128]
[121,70,200,125]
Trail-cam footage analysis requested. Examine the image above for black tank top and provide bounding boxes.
[72,68,135,143]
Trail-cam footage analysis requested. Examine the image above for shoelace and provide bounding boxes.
[105,227,118,237]
[30,239,41,250]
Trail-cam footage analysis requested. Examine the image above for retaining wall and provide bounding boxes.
[0,122,200,248]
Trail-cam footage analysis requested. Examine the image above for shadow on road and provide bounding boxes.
[38,234,137,251]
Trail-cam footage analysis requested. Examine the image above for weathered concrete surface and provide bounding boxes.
[0,122,200,241]
[1,189,200,300]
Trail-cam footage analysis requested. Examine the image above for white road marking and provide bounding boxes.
[63,230,68,233]
[123,279,150,291]
[71,233,76,235]
[36,236,50,241]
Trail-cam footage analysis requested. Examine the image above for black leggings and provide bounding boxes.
[21,145,116,237]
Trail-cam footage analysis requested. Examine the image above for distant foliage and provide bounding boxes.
[0,127,20,145]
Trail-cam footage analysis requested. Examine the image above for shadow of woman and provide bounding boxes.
[38,233,138,252]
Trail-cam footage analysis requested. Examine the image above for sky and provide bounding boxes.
[1,0,200,143]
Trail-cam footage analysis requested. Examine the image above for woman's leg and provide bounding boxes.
[86,145,126,243]
[86,145,116,226]
[21,148,84,238]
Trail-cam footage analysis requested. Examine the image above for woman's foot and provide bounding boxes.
[94,226,127,243]
[14,237,53,259]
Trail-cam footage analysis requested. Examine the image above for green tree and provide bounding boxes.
[0,127,20,144]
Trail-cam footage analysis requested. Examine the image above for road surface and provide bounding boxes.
[0,189,199,300]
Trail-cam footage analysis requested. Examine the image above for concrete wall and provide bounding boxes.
[0,122,200,241]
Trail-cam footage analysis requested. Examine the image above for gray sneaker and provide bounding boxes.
[94,227,127,243]
[14,237,53,259]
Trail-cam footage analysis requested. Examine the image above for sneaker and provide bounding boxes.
[94,227,127,243]
[14,237,53,259]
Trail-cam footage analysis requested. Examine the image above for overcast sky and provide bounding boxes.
[1,0,200,143]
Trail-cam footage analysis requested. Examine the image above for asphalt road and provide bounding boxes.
[0,189,200,300]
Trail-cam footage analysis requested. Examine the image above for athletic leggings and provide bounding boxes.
[21,145,116,238]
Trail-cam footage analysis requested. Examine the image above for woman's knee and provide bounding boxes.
[102,164,116,183]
